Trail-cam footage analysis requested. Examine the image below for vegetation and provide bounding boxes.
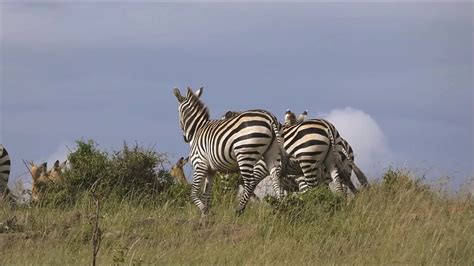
[0,141,473,265]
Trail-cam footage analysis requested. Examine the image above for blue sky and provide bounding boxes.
[1,2,472,190]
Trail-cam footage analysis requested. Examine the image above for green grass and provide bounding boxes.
[1,170,474,265]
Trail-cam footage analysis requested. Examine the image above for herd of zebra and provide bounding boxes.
[0,86,369,211]
[173,86,369,216]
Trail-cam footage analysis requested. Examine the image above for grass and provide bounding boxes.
[1,170,473,265]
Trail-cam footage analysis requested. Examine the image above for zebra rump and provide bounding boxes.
[0,144,12,201]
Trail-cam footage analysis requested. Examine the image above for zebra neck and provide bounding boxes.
[184,116,209,143]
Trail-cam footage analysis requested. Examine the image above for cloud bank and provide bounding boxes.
[321,107,393,177]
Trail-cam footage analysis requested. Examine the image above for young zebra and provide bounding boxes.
[173,87,287,215]
[0,144,12,201]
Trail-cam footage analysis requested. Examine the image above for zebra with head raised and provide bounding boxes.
[0,144,12,202]
[173,86,287,215]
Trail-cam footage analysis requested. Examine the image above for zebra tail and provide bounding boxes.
[352,163,370,188]
[272,122,289,178]
[322,120,352,185]
[339,144,370,189]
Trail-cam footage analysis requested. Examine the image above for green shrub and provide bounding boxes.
[212,173,240,201]
[265,185,345,223]
[381,167,431,194]
[39,140,189,207]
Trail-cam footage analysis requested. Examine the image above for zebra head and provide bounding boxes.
[173,86,209,144]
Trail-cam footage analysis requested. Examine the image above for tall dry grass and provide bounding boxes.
[1,169,473,265]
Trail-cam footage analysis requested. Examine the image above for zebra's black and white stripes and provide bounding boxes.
[0,144,11,201]
[222,109,369,195]
[173,87,286,215]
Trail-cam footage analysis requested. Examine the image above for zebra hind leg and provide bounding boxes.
[235,177,259,215]
[324,152,344,194]
[262,140,285,199]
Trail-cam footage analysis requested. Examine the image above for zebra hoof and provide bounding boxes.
[235,207,245,216]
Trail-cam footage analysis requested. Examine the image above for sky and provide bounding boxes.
[0,2,472,192]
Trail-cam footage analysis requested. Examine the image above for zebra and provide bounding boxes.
[0,144,12,202]
[225,109,366,194]
[220,111,286,200]
[173,86,287,215]
[282,110,369,193]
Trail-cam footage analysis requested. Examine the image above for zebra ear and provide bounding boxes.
[187,86,203,98]
[195,87,203,98]
[54,160,60,168]
[173,88,185,103]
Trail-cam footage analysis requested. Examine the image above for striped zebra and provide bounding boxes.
[0,144,12,202]
[173,87,287,215]
[282,110,369,193]
[227,109,366,194]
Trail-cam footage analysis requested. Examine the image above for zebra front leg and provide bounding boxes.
[201,172,216,211]
[190,168,209,216]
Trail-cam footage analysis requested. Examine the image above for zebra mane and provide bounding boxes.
[185,89,210,121]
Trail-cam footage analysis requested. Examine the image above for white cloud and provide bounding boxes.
[320,107,393,178]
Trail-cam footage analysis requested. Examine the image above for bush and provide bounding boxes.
[39,140,188,207]
[212,173,240,202]
[381,167,430,194]
[265,185,345,223]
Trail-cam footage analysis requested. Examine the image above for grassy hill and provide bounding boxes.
[1,141,473,265]
[1,171,473,265]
